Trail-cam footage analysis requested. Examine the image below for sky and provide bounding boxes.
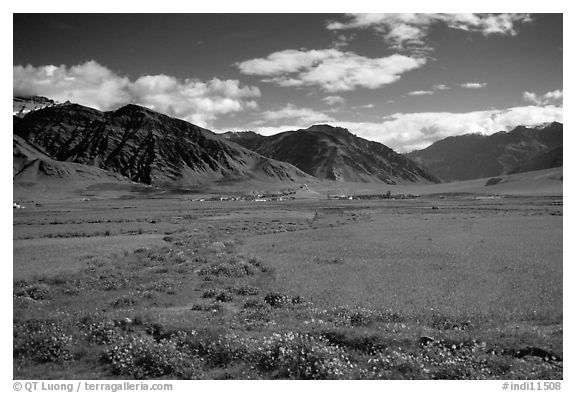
[13,13,563,152]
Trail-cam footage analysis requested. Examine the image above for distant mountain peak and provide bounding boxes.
[14,95,54,103]
[227,124,438,184]
[112,103,164,118]
[305,124,352,135]
[13,96,59,117]
[407,123,563,182]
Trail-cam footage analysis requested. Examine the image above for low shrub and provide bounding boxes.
[215,291,234,302]
[14,283,52,300]
[254,332,354,379]
[190,303,222,312]
[243,299,266,309]
[227,285,260,296]
[14,320,73,363]
[103,334,195,378]
[198,260,255,278]
[78,317,118,345]
[110,295,137,308]
[142,278,177,294]
[264,292,303,308]
[360,341,506,380]
[176,331,252,368]
[202,289,217,298]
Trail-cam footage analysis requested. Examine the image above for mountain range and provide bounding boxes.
[223,125,438,184]
[13,96,562,195]
[406,122,563,182]
[14,101,313,189]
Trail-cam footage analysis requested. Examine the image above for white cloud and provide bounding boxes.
[461,82,487,89]
[327,13,531,49]
[338,105,563,152]
[237,49,426,92]
[13,61,131,110]
[523,90,563,106]
[129,75,260,126]
[255,104,335,126]
[353,104,375,109]
[408,90,434,96]
[407,84,450,96]
[13,61,261,127]
[322,95,345,106]
[237,49,339,76]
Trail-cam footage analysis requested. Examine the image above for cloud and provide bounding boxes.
[236,49,426,92]
[13,61,261,127]
[461,82,487,89]
[327,13,531,50]
[353,104,375,109]
[129,75,260,126]
[337,105,563,152]
[13,61,132,110]
[407,83,451,96]
[322,95,346,106]
[523,90,563,106]
[408,90,434,96]
[255,104,335,126]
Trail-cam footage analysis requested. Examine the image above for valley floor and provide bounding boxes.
[13,185,563,379]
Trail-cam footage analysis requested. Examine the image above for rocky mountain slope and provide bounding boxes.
[224,124,439,184]
[13,131,129,184]
[406,122,563,182]
[14,103,313,187]
[13,96,60,118]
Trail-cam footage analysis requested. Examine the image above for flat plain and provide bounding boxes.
[13,173,563,379]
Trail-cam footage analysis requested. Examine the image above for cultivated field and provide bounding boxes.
[13,180,563,379]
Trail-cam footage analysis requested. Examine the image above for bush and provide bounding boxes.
[215,291,234,302]
[198,260,255,278]
[103,334,194,378]
[227,285,260,296]
[191,303,222,312]
[360,341,505,380]
[254,332,354,379]
[202,289,217,298]
[14,283,52,300]
[110,295,137,308]
[264,292,303,308]
[264,292,287,308]
[14,320,73,363]
[78,317,119,345]
[243,299,266,309]
[176,331,252,368]
[142,278,177,294]
[237,307,272,328]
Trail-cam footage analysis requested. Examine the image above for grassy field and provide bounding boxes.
[240,204,562,321]
[13,187,563,379]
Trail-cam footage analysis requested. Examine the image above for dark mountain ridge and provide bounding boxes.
[406,122,563,182]
[225,124,439,184]
[14,102,313,187]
